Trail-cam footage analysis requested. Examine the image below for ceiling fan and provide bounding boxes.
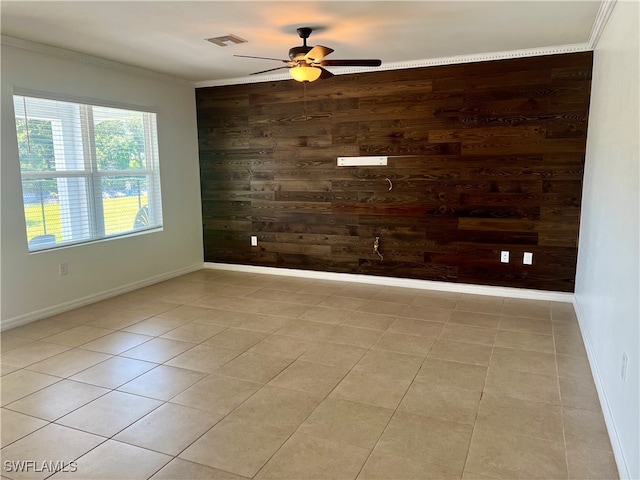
[234,27,382,82]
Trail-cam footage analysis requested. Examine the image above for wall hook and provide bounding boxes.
[385,177,393,191]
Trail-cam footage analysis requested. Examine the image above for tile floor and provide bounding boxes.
[0,269,619,479]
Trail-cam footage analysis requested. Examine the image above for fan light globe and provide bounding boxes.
[290,65,322,82]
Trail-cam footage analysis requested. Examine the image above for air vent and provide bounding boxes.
[206,34,247,47]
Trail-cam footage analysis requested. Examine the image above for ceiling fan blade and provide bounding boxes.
[250,66,291,75]
[304,45,334,63]
[318,67,334,79]
[320,59,382,67]
[234,54,290,63]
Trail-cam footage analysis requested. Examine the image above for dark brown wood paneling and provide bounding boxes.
[197,52,592,292]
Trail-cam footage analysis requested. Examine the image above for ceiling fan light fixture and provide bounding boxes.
[290,65,322,82]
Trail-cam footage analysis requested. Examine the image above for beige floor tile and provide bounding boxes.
[415,358,487,391]
[476,393,563,442]
[377,411,473,471]
[9,319,75,341]
[462,472,500,480]
[330,370,411,409]
[388,318,443,338]
[216,352,293,383]
[42,325,114,348]
[550,301,578,322]
[85,311,150,330]
[248,336,313,359]
[353,349,423,380]
[559,375,601,411]
[25,349,111,378]
[501,298,551,319]
[429,339,493,366]
[439,323,496,346]
[57,390,162,437]
[299,306,353,325]
[1,342,70,368]
[373,291,418,305]
[1,409,48,446]
[553,319,582,337]
[51,440,171,479]
[498,315,553,335]
[171,373,261,415]
[372,331,434,357]
[1,423,105,480]
[179,414,291,478]
[120,337,195,363]
[204,328,268,351]
[449,310,500,329]
[336,284,382,300]
[194,308,252,327]
[489,346,557,376]
[563,406,612,451]
[399,382,481,425]
[357,299,406,316]
[260,301,311,318]
[555,334,588,357]
[557,354,593,379]
[1,334,35,356]
[485,366,560,405]
[358,450,460,480]
[231,384,321,432]
[256,432,370,480]
[1,362,22,376]
[402,305,452,323]
[456,295,504,315]
[274,320,335,341]
[115,402,223,455]
[160,322,226,343]
[465,426,567,480]
[80,331,152,355]
[118,365,207,400]
[412,292,459,310]
[298,282,344,296]
[1,370,60,406]
[6,379,108,421]
[121,316,186,336]
[151,458,250,479]
[342,311,396,331]
[324,325,383,348]
[69,356,156,389]
[494,329,554,353]
[158,304,218,322]
[566,445,619,480]
[318,295,368,311]
[237,314,292,333]
[299,397,393,449]
[165,344,241,373]
[269,360,348,396]
[298,342,368,369]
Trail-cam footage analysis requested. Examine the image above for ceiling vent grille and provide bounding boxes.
[206,34,247,47]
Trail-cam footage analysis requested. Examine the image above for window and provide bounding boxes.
[13,94,163,252]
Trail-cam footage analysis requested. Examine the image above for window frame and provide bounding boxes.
[13,89,163,253]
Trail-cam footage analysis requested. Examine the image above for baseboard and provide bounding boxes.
[204,262,574,302]
[572,298,630,479]
[0,263,204,331]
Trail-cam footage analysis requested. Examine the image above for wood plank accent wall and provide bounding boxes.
[196,52,592,292]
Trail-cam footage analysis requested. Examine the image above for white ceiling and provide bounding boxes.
[1,1,603,86]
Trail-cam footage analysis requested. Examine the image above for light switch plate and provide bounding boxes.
[523,252,533,265]
[250,236,258,246]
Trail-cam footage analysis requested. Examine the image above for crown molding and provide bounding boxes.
[1,35,193,86]
[588,0,618,49]
[194,42,592,88]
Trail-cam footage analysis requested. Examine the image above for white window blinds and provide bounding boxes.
[13,94,163,252]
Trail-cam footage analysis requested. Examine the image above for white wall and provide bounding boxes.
[575,1,639,478]
[1,44,203,327]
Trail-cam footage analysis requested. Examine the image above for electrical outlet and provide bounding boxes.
[59,262,68,276]
[621,353,628,382]
[500,251,509,263]
[250,235,258,247]
[523,252,533,265]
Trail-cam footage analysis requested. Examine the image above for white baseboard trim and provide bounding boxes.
[1,263,204,331]
[572,298,630,480]
[204,262,574,302]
